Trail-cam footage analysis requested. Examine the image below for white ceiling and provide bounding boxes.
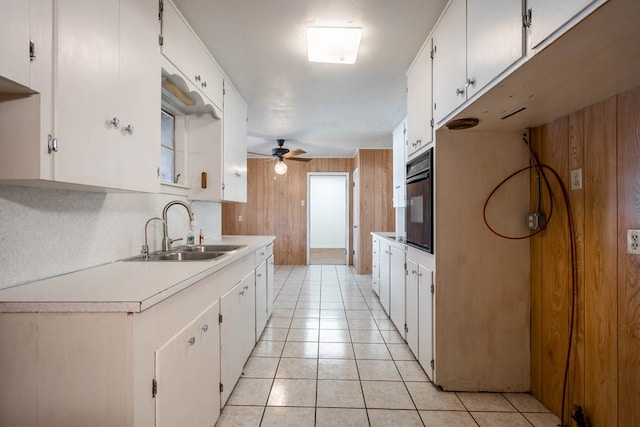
[172,0,448,158]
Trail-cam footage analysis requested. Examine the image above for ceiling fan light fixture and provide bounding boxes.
[274,159,288,175]
[307,27,362,64]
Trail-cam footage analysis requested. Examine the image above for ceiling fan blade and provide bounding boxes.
[247,151,274,158]
[283,149,306,158]
[287,157,312,162]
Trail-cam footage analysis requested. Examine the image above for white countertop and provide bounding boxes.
[0,235,274,313]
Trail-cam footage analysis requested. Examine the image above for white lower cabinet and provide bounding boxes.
[266,255,274,319]
[405,259,419,358]
[155,301,220,427]
[371,237,380,296]
[378,241,391,313]
[255,260,268,341]
[220,272,255,406]
[389,244,406,339]
[417,263,434,381]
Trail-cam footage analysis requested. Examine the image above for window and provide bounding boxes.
[160,109,176,184]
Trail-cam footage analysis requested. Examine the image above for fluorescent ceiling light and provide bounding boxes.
[307,27,362,64]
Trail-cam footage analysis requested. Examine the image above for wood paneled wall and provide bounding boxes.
[354,149,395,274]
[530,86,640,426]
[222,151,394,271]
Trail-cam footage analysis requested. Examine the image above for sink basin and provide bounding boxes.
[125,250,226,262]
[172,244,245,253]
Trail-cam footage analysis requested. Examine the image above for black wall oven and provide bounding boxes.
[405,148,433,253]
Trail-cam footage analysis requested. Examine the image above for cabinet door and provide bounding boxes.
[466,0,523,98]
[406,41,432,158]
[392,120,406,208]
[220,272,255,406]
[118,0,160,192]
[405,259,419,358]
[418,265,434,380]
[528,0,597,48]
[266,255,274,318]
[161,0,201,90]
[379,242,391,313]
[432,0,467,124]
[389,244,406,338]
[371,237,380,296]
[222,81,248,202]
[188,112,223,201]
[53,0,120,188]
[0,0,31,86]
[255,261,268,341]
[155,301,220,427]
[199,52,224,109]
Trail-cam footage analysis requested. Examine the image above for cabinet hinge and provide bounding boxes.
[219,383,224,393]
[219,314,223,323]
[158,0,164,20]
[222,183,225,191]
[430,48,435,59]
[433,102,437,111]
[431,284,434,294]
[430,359,435,369]
[159,35,164,46]
[430,118,434,128]
[29,40,35,62]
[404,323,408,333]
[523,8,532,28]
[152,378,158,398]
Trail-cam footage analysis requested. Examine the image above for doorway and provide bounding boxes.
[307,173,349,265]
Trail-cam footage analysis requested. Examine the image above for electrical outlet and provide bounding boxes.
[628,229,640,255]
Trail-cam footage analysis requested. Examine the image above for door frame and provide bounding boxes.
[306,172,350,265]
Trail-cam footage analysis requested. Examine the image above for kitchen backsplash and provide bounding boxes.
[0,185,221,289]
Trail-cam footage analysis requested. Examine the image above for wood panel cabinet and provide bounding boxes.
[406,41,433,158]
[154,301,220,427]
[220,272,255,406]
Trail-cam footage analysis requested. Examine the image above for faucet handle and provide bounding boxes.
[169,237,183,245]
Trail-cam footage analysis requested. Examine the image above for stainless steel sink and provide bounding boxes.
[172,244,245,253]
[125,250,226,262]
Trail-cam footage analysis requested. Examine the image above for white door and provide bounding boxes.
[353,168,359,267]
[255,261,267,341]
[379,242,390,313]
[528,0,596,49]
[0,0,30,86]
[389,245,406,338]
[405,259,419,357]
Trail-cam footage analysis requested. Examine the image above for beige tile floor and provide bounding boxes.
[215,265,561,427]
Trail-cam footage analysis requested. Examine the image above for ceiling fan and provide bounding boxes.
[248,139,311,174]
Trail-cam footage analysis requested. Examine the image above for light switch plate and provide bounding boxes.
[571,168,582,190]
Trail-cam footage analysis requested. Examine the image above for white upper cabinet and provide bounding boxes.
[222,80,248,202]
[466,0,524,99]
[53,0,160,191]
[406,41,433,159]
[527,0,598,49]
[392,119,406,207]
[0,0,31,87]
[432,0,467,124]
[161,0,224,109]
[433,0,524,123]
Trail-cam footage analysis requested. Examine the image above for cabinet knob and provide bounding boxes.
[188,337,196,345]
[201,324,209,332]
[455,88,465,96]
[465,78,475,88]
[110,117,120,128]
[257,273,262,277]
[202,81,207,88]
[243,285,249,290]
[239,290,245,296]
[195,74,201,82]
[124,124,134,134]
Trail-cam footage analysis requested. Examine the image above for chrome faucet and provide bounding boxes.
[141,217,166,260]
[161,200,194,251]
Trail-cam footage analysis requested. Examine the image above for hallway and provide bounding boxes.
[215,265,560,426]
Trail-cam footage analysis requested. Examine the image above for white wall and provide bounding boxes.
[309,175,346,248]
[0,185,221,289]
